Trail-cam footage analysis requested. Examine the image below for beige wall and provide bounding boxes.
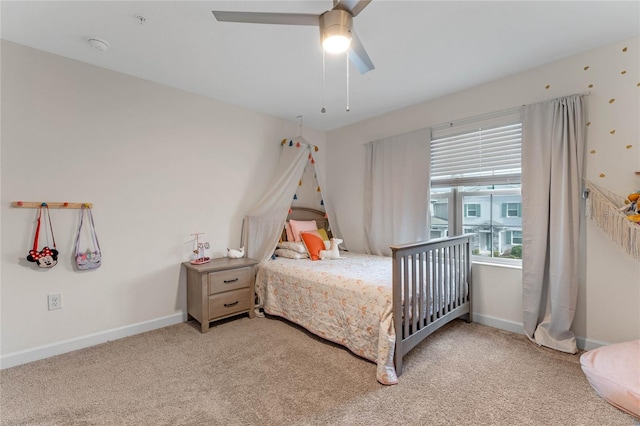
[2,35,638,367]
[0,41,326,366]
[326,36,640,348]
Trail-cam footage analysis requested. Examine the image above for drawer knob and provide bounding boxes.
[224,301,239,308]
[223,278,239,284]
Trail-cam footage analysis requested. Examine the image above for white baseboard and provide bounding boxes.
[473,313,525,336]
[576,336,609,351]
[1,311,611,370]
[1,312,187,370]
[472,313,609,351]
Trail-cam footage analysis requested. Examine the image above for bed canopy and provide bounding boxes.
[241,138,339,262]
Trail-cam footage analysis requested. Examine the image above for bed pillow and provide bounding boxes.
[301,229,331,250]
[300,231,325,261]
[316,228,329,241]
[277,241,307,254]
[580,339,640,418]
[274,248,308,259]
[285,222,294,242]
[289,219,318,242]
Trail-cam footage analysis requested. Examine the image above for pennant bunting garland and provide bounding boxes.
[280,137,326,213]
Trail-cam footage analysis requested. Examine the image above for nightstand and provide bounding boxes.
[183,257,259,333]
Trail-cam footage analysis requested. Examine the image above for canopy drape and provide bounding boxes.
[522,94,585,353]
[242,139,336,263]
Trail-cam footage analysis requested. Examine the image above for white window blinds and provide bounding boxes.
[431,110,522,186]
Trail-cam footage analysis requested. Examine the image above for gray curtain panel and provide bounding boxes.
[364,128,430,256]
[521,94,585,353]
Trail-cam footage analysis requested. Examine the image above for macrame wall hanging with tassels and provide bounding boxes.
[584,180,640,262]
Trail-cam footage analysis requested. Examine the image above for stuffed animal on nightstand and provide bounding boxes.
[227,247,245,259]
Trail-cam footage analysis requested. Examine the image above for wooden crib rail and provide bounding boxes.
[391,234,474,376]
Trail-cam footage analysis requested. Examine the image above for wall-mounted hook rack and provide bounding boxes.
[11,201,93,209]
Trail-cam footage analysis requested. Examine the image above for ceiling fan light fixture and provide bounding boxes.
[323,32,351,54]
[320,9,353,54]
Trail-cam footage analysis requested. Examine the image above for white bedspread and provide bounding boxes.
[256,252,398,385]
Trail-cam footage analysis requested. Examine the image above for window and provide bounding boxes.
[429,194,449,239]
[506,230,522,245]
[502,202,521,218]
[429,110,522,264]
[464,203,481,217]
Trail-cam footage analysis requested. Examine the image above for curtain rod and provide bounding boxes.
[363,92,591,145]
[431,91,591,132]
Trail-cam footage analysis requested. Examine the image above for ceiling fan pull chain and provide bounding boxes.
[321,49,327,113]
[346,52,350,112]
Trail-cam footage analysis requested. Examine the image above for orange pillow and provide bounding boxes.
[300,232,325,261]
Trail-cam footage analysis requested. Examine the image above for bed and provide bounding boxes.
[256,208,473,384]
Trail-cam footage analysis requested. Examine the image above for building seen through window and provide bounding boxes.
[430,185,522,260]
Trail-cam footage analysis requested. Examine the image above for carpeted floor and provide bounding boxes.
[1,316,636,425]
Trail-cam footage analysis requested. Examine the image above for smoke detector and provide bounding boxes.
[87,38,109,52]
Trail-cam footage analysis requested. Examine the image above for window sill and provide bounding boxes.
[472,258,522,270]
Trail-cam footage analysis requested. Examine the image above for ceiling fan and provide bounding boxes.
[212,0,375,74]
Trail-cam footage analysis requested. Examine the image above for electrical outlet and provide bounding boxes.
[48,293,62,311]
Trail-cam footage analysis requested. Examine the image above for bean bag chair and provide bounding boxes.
[580,339,640,418]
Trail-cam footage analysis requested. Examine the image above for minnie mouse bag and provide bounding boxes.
[26,205,59,268]
[74,205,102,270]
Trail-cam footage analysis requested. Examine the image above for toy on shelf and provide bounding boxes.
[620,191,640,223]
[190,233,211,265]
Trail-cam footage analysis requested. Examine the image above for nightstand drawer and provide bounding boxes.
[209,288,251,319]
[208,267,252,294]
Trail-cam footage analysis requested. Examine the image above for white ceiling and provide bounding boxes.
[2,1,639,131]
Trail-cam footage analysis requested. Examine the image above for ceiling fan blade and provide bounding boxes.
[212,11,319,26]
[334,0,372,17]
[348,30,374,74]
